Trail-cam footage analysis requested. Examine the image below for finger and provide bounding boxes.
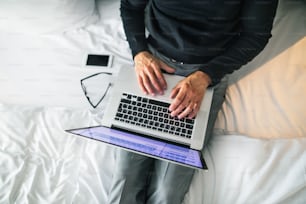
[144,66,164,94]
[187,103,200,119]
[177,104,194,119]
[170,85,180,100]
[169,90,189,115]
[159,60,175,74]
[171,97,190,118]
[136,74,148,94]
[169,86,187,112]
[141,71,156,95]
[151,62,167,92]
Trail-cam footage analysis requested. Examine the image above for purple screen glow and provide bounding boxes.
[68,126,206,169]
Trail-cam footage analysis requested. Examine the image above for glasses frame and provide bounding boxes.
[80,72,112,108]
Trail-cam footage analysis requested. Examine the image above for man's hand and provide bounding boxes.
[134,51,175,95]
[169,71,211,119]
[134,51,211,119]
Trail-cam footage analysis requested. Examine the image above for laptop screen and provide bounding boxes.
[67,126,207,170]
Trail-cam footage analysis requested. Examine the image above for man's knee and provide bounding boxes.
[148,185,180,204]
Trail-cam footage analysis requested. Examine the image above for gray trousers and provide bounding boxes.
[107,48,228,204]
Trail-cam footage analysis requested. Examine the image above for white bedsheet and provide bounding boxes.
[0,0,305,203]
[0,103,305,204]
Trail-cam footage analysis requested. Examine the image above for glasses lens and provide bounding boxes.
[81,72,112,108]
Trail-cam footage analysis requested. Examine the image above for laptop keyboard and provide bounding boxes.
[114,93,195,139]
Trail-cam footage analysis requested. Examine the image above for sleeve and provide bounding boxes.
[199,0,279,86]
[120,0,149,58]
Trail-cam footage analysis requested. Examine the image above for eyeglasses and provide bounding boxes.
[80,72,112,108]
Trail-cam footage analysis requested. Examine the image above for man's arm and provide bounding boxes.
[199,0,279,86]
[120,0,149,58]
[120,0,176,95]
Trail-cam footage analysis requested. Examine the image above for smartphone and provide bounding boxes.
[86,54,113,68]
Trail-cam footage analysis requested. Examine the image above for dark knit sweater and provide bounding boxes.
[120,0,278,85]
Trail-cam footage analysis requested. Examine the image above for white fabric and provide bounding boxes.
[0,0,130,108]
[0,0,305,203]
[188,135,306,204]
[0,0,98,34]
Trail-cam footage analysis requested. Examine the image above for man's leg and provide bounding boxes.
[203,77,228,145]
[107,149,155,204]
[146,161,195,204]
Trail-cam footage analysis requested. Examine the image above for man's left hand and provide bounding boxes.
[169,71,211,119]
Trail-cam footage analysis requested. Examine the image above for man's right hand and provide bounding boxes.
[134,51,175,95]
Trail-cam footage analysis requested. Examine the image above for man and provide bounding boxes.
[107,0,278,204]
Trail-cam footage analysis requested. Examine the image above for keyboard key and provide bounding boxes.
[149,99,170,108]
[120,98,131,104]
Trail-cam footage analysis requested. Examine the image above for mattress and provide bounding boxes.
[0,0,305,203]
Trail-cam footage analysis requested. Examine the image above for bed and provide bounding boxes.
[0,0,305,203]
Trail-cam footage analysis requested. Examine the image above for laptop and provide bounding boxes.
[102,67,213,150]
[67,67,214,170]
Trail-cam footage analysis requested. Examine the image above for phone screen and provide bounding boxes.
[86,54,110,66]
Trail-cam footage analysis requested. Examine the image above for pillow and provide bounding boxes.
[214,0,306,139]
[0,0,98,34]
[96,0,120,20]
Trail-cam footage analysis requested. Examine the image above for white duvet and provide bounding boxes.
[0,0,305,203]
